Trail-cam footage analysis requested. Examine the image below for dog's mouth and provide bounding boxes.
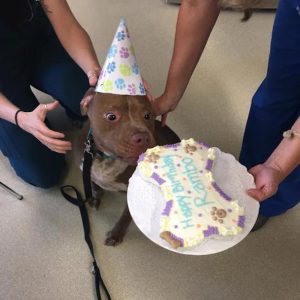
[94,131,155,165]
[115,137,155,165]
[119,145,152,165]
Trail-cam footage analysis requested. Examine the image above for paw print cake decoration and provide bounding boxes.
[137,139,246,249]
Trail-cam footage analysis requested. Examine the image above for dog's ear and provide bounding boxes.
[80,87,95,116]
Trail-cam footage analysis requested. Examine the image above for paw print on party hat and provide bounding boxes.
[108,45,118,58]
[139,82,145,94]
[115,78,126,90]
[119,64,132,76]
[107,62,116,73]
[120,47,129,58]
[127,84,136,95]
[132,63,140,75]
[95,19,146,96]
[102,80,113,92]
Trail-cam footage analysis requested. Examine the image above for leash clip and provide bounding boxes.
[84,140,94,158]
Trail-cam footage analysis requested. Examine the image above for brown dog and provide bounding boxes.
[75,92,180,246]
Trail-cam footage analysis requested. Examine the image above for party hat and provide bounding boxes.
[95,19,146,96]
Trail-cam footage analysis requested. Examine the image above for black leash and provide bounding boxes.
[60,133,111,300]
[82,133,95,203]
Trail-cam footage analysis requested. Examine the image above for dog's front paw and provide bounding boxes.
[104,204,131,246]
[105,230,124,247]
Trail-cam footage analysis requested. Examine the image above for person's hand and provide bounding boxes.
[80,67,100,116]
[151,93,180,127]
[87,67,101,86]
[247,163,284,202]
[142,79,173,126]
[17,101,72,154]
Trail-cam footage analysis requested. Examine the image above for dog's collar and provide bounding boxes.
[85,128,116,160]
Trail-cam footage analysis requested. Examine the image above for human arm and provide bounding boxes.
[247,117,300,201]
[40,0,100,85]
[0,93,71,154]
[152,0,220,122]
[0,92,21,125]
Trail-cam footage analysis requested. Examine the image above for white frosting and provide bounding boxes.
[137,138,245,248]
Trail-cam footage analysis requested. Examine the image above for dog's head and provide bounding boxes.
[81,92,156,165]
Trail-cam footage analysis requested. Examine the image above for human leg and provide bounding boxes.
[240,0,300,217]
[0,75,65,188]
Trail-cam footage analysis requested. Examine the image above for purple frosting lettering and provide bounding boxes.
[138,153,145,163]
[203,226,219,237]
[198,141,210,148]
[238,215,246,228]
[205,159,214,171]
[170,233,184,247]
[151,172,166,185]
[211,181,232,201]
[164,143,179,149]
[162,200,173,216]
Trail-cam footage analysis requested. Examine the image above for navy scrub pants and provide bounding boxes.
[0,24,89,188]
[240,0,300,217]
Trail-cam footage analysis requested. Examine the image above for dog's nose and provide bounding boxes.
[131,133,150,147]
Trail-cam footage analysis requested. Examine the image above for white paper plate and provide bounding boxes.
[127,148,259,255]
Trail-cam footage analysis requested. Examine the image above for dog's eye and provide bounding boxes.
[105,112,117,121]
[144,113,151,120]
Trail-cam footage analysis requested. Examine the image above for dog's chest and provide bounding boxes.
[90,157,130,192]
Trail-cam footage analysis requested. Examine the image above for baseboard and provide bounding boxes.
[165,0,278,10]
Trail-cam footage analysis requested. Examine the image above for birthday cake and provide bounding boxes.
[137,138,246,249]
